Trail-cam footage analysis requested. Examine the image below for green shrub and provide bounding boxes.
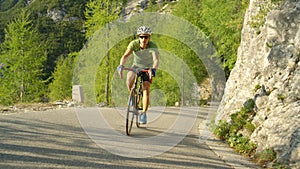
[213,99,257,156]
[243,99,255,111]
[245,121,256,133]
[214,120,230,140]
[49,53,76,101]
[234,136,257,154]
[256,148,276,165]
[272,162,291,169]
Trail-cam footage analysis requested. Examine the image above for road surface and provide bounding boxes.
[0,106,260,168]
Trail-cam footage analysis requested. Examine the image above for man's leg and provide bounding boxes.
[142,81,151,112]
[139,81,150,124]
[126,71,136,91]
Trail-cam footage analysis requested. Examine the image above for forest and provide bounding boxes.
[0,0,249,106]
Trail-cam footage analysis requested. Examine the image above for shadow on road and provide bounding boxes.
[0,108,232,168]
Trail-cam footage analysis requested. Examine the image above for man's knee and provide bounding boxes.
[126,72,135,90]
[143,82,151,91]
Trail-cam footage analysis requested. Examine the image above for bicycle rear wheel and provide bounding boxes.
[126,88,136,136]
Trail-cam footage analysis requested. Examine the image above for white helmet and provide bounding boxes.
[137,26,151,35]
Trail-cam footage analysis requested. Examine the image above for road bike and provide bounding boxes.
[123,67,152,136]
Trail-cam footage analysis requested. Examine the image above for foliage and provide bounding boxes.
[84,0,124,39]
[254,84,262,92]
[228,134,257,154]
[28,0,87,78]
[153,35,208,84]
[152,70,181,106]
[0,10,47,105]
[0,0,250,105]
[255,149,291,169]
[248,0,272,34]
[248,0,283,34]
[0,1,88,105]
[213,99,257,155]
[0,0,25,41]
[94,31,208,106]
[84,0,126,105]
[255,148,277,165]
[49,53,77,101]
[95,37,131,105]
[272,162,291,169]
[151,35,208,106]
[0,0,20,12]
[213,120,230,140]
[174,0,249,78]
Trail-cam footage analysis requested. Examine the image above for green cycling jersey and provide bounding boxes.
[127,39,158,68]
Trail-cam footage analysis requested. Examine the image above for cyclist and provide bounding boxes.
[117,26,159,124]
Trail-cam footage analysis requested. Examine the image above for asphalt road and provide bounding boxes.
[0,106,260,169]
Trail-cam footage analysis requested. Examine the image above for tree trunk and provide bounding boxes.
[105,23,110,105]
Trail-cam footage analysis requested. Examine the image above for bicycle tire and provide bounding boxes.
[126,89,135,135]
[136,86,143,128]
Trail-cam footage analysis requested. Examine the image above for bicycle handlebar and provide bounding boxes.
[122,67,153,79]
[123,67,150,73]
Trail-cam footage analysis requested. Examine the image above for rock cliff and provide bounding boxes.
[217,0,300,168]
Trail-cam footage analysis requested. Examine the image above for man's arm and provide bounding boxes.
[152,51,159,69]
[120,48,132,66]
[118,48,132,79]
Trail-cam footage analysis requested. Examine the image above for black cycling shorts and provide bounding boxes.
[140,71,150,82]
[132,66,151,82]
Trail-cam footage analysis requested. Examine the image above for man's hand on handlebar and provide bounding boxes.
[151,68,156,77]
[117,65,124,79]
[117,66,157,79]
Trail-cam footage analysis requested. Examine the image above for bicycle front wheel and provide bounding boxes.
[126,89,136,136]
[136,88,143,128]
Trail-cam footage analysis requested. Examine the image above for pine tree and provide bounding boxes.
[84,0,124,39]
[83,0,125,105]
[49,53,76,101]
[0,10,47,105]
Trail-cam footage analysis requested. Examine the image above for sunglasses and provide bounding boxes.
[139,36,149,39]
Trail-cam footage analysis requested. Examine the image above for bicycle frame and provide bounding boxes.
[134,72,144,111]
[124,67,152,111]
[123,67,152,136]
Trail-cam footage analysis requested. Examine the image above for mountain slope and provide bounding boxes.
[0,0,26,41]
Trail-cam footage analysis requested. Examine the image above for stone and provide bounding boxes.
[217,0,300,167]
[72,85,84,103]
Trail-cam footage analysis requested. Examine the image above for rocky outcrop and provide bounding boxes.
[217,0,300,168]
[46,7,79,22]
[47,8,66,22]
[122,0,176,21]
